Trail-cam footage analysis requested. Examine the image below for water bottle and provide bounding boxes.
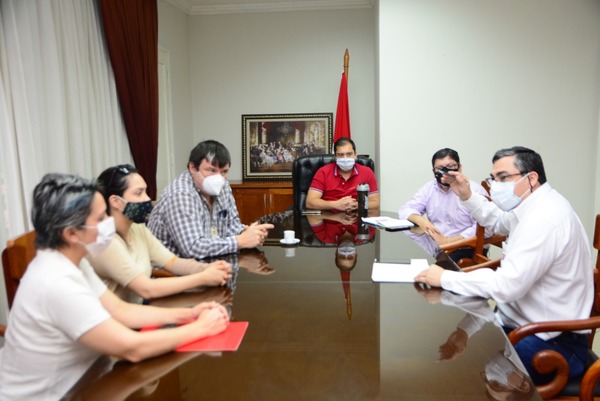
[357,215,370,241]
[357,183,369,214]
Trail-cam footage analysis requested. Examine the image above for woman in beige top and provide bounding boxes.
[87,164,232,304]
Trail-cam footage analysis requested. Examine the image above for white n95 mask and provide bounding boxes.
[202,174,226,196]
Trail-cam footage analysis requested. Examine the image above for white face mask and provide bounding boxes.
[490,173,530,211]
[336,157,356,172]
[337,239,357,257]
[201,173,226,196]
[80,217,115,257]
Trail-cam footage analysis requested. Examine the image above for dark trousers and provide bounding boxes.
[503,327,589,385]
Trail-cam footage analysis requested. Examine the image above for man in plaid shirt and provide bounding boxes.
[148,140,273,260]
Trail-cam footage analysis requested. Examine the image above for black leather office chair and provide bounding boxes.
[291,154,375,210]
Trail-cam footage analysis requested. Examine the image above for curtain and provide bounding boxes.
[0,0,132,324]
[0,3,18,328]
[99,0,159,199]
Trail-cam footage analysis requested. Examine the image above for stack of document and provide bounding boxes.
[361,216,415,230]
[371,259,430,283]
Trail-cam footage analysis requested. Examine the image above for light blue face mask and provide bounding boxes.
[490,173,530,211]
[337,239,356,257]
[336,157,356,172]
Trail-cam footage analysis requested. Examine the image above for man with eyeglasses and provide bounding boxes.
[415,146,593,386]
[306,137,379,212]
[398,148,488,261]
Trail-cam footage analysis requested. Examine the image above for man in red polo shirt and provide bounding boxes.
[305,137,379,212]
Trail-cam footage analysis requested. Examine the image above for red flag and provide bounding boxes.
[340,270,352,320]
[334,72,351,146]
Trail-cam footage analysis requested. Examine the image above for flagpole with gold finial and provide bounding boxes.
[344,49,349,81]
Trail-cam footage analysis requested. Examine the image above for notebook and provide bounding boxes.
[141,321,249,352]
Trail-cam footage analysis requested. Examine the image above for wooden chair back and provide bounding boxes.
[2,230,37,309]
[590,214,600,344]
[291,154,375,210]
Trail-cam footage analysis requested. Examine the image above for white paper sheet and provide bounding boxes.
[371,259,430,283]
[361,216,415,230]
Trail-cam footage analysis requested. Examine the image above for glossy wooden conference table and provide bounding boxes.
[65,211,541,401]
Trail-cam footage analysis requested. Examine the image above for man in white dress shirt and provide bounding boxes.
[415,146,593,385]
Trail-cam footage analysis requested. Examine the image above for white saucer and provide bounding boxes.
[280,238,300,245]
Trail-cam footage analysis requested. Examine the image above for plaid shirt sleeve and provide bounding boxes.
[161,184,243,260]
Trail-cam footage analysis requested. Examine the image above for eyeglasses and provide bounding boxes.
[433,163,459,173]
[107,165,131,189]
[485,173,524,186]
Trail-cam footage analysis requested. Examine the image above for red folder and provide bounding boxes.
[141,321,249,352]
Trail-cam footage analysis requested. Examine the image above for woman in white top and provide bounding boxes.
[0,173,229,400]
[87,164,232,304]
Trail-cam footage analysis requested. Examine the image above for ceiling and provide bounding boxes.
[164,0,374,15]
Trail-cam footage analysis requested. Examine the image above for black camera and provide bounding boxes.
[434,166,452,180]
[435,166,458,187]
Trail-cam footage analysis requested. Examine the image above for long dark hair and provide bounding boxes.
[96,164,138,215]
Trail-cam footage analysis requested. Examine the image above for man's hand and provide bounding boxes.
[408,214,441,238]
[420,220,442,238]
[239,250,274,275]
[413,282,443,304]
[334,196,358,212]
[446,171,472,201]
[438,328,468,361]
[236,222,274,248]
[414,264,445,287]
[326,211,357,225]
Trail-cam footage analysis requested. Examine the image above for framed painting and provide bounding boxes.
[242,113,333,181]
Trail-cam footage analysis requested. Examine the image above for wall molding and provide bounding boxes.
[164,0,373,15]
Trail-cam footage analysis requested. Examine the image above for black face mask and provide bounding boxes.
[122,200,153,224]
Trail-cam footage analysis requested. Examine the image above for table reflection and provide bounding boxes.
[414,284,536,401]
[261,210,380,320]
[63,212,541,401]
[258,209,378,247]
[64,352,216,401]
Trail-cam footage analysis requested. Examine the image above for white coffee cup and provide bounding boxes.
[283,230,295,243]
[285,247,295,257]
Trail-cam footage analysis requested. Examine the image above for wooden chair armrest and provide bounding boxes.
[483,234,507,246]
[461,259,501,272]
[581,358,600,401]
[508,316,600,345]
[531,350,570,400]
[0,324,6,337]
[508,317,600,399]
[151,268,176,278]
[439,236,477,251]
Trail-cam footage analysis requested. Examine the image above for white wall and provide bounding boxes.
[157,0,194,171]
[188,9,376,180]
[378,0,600,238]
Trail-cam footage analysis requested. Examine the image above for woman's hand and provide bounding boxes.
[199,262,232,286]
